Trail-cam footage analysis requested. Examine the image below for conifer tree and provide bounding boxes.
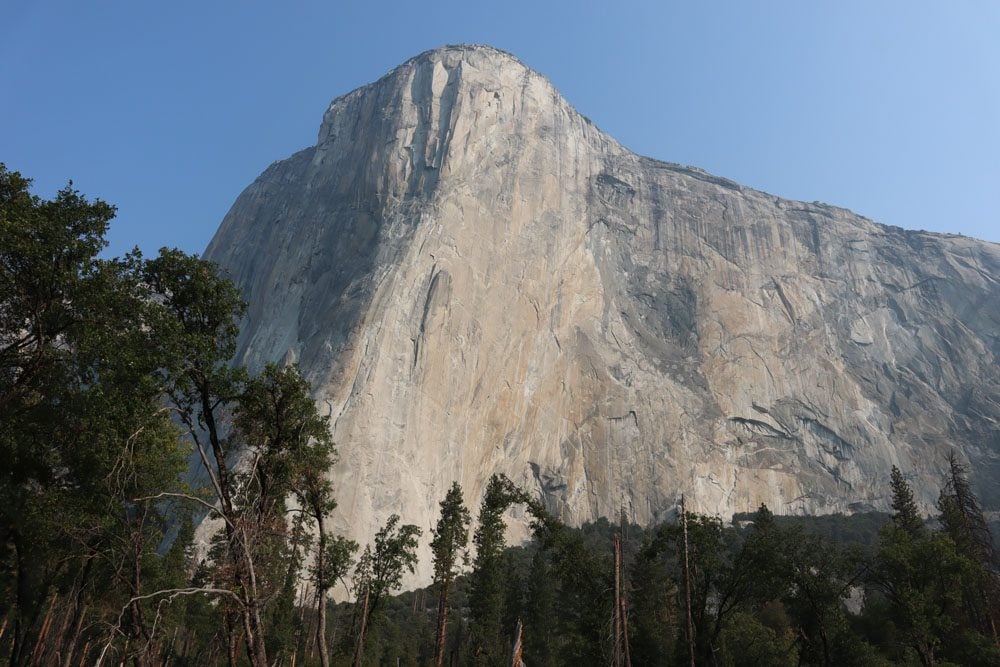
[468,475,532,664]
[870,461,975,664]
[523,549,556,667]
[938,454,996,570]
[890,466,925,537]
[430,482,471,666]
[937,453,1000,646]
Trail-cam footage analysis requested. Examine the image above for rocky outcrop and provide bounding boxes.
[204,45,1000,579]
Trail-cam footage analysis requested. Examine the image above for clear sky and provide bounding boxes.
[3,1,998,257]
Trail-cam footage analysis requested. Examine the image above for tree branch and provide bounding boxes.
[132,492,234,530]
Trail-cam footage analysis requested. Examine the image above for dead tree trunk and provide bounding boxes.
[613,533,622,666]
[681,495,695,667]
[510,618,525,667]
[619,506,632,667]
[315,514,330,667]
[352,586,370,667]
[29,593,57,666]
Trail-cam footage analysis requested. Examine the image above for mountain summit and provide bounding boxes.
[204,45,1000,573]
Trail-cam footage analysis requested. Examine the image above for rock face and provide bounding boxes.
[204,45,1000,578]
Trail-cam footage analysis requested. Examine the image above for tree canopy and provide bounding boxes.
[3,163,1000,666]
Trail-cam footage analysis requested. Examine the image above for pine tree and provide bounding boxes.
[938,454,995,568]
[468,475,532,664]
[937,453,1000,646]
[523,549,556,667]
[430,482,471,666]
[869,459,976,664]
[890,466,925,537]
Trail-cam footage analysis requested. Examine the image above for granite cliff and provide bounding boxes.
[203,45,1000,574]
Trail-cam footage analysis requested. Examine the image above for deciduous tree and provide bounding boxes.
[352,514,421,666]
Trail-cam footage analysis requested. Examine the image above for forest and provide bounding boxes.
[2,164,1000,666]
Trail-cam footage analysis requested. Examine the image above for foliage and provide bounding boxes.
[0,164,192,665]
[0,166,361,666]
[890,465,925,538]
[431,482,471,665]
[467,474,536,664]
[3,164,1000,666]
[431,482,472,587]
[354,514,422,620]
[318,535,360,593]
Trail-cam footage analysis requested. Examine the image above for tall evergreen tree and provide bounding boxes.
[938,454,996,570]
[890,466,925,537]
[523,549,556,667]
[937,453,1000,647]
[629,527,678,666]
[468,474,533,665]
[430,482,471,667]
[868,461,991,665]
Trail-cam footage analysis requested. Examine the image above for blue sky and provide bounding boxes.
[2,1,998,257]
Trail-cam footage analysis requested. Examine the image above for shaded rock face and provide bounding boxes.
[205,45,1000,576]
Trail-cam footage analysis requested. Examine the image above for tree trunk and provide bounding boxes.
[61,597,88,666]
[450,616,462,667]
[434,580,451,667]
[510,618,525,667]
[613,533,622,667]
[225,612,240,667]
[129,521,153,667]
[49,596,74,664]
[352,587,370,667]
[681,495,695,667]
[163,626,178,665]
[620,572,631,665]
[10,533,36,666]
[200,383,268,667]
[617,506,632,667]
[315,512,330,667]
[28,593,57,665]
[621,590,632,667]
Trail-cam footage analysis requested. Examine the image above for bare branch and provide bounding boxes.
[95,587,243,667]
[133,492,234,530]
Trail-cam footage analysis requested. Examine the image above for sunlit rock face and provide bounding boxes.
[204,44,1000,580]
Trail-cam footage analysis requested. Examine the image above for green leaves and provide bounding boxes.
[235,363,334,513]
[142,247,246,395]
[355,514,422,618]
[890,466,925,538]
[0,165,207,664]
[0,165,366,665]
[0,166,118,410]
[431,482,471,586]
[316,535,359,590]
